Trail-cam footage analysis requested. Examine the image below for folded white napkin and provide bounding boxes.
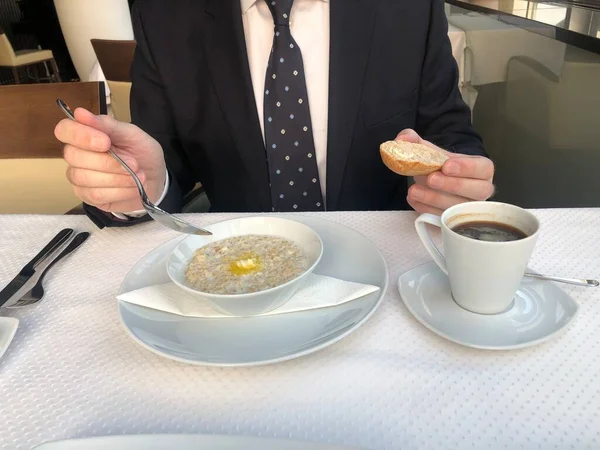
[117,274,380,318]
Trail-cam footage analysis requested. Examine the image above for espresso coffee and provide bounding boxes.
[452,221,527,242]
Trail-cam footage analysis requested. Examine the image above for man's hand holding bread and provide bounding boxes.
[381,129,495,216]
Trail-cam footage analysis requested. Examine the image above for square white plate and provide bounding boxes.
[0,316,19,360]
[34,434,364,449]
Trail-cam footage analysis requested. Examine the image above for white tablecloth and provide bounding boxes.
[1,210,599,450]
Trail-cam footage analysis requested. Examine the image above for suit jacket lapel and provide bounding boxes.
[326,0,377,210]
[203,0,272,210]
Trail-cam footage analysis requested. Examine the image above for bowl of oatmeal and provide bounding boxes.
[167,217,323,316]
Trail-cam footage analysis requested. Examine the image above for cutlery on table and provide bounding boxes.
[524,273,598,288]
[10,232,91,308]
[56,99,212,237]
[0,228,74,308]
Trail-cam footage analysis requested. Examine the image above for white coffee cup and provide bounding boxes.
[415,201,540,314]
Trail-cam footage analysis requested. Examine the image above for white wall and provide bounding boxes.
[54,0,133,81]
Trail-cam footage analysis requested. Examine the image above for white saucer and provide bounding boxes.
[118,215,388,366]
[0,317,19,360]
[398,262,579,350]
[34,434,363,449]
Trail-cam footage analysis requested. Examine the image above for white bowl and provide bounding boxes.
[167,216,324,316]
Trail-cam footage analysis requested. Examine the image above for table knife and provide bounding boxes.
[16,232,91,305]
[0,228,74,307]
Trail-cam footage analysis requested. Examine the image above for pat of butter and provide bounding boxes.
[235,258,258,269]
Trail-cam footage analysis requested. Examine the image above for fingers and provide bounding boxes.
[72,186,141,210]
[413,175,427,186]
[63,145,138,175]
[396,129,453,156]
[442,156,494,181]
[55,107,158,214]
[73,107,135,143]
[397,129,495,212]
[63,144,146,213]
[54,118,111,153]
[393,129,495,181]
[66,167,144,189]
[54,108,130,153]
[64,145,138,174]
[408,184,471,211]
[73,107,113,131]
[395,128,421,143]
[427,172,495,201]
[95,199,145,214]
[407,196,444,216]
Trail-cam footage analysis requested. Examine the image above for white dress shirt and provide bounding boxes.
[119,0,329,218]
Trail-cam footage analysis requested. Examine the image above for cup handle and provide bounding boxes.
[415,214,448,275]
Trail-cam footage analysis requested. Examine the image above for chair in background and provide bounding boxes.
[0,25,62,84]
[90,39,136,123]
[0,82,106,214]
[495,48,600,208]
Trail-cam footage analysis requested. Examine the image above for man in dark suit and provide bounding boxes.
[55,0,494,228]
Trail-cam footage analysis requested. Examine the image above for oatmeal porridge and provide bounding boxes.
[185,235,309,295]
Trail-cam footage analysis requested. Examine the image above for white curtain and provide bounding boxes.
[54,0,134,81]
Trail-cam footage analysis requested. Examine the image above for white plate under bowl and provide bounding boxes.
[398,262,579,350]
[34,434,364,449]
[167,216,323,316]
[118,215,388,366]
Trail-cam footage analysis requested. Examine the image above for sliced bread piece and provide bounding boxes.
[380,140,449,176]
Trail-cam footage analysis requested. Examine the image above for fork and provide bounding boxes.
[9,232,90,308]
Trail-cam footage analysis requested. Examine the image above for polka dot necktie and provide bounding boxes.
[264,0,324,212]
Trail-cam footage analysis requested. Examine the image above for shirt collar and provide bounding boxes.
[241,0,328,15]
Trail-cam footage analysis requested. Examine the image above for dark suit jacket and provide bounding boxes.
[85,0,485,228]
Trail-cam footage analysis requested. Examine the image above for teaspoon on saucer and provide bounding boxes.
[56,99,212,236]
[524,273,598,288]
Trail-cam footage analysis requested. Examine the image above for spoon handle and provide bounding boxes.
[524,272,599,287]
[107,148,148,202]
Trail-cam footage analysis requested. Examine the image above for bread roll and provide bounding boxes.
[380,140,449,176]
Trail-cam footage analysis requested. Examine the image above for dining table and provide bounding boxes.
[1,209,599,450]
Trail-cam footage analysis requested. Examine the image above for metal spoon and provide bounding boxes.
[524,273,598,288]
[56,99,211,236]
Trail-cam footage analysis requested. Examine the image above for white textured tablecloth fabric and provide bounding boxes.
[1,211,599,450]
